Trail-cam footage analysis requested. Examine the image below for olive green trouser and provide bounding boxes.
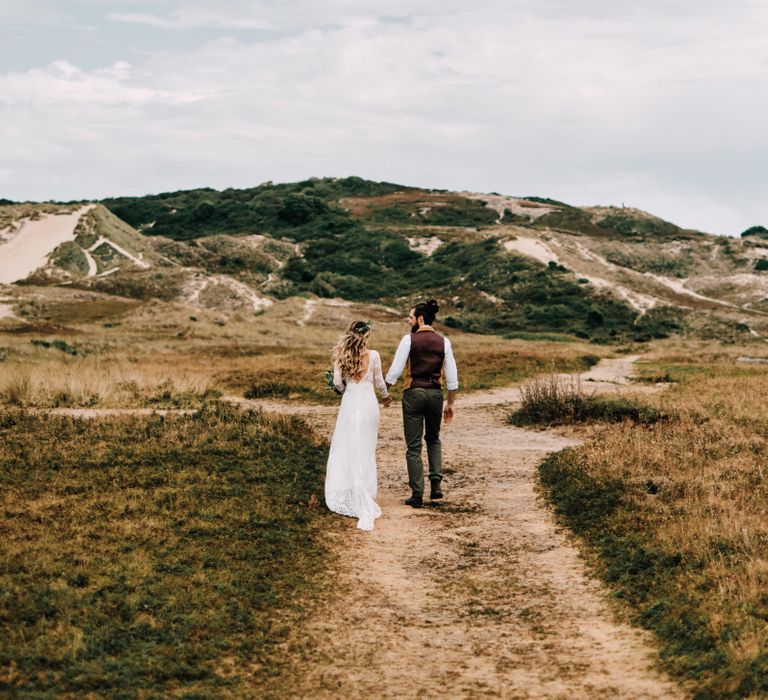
[402,387,444,498]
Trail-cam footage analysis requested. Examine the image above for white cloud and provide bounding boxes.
[0,60,210,105]
[107,8,273,30]
[1,0,767,234]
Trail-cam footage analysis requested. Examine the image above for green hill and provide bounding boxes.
[98,178,687,343]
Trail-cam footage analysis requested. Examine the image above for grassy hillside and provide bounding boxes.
[100,178,685,343]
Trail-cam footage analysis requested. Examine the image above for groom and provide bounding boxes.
[385,299,459,508]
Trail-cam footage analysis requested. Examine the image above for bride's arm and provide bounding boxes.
[333,362,346,394]
[373,352,390,399]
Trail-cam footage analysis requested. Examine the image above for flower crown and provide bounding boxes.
[352,321,372,335]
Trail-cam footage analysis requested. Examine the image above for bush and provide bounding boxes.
[278,194,328,225]
[30,339,79,356]
[754,259,768,271]
[508,374,670,426]
[596,215,681,240]
[1,372,34,406]
[244,381,308,399]
[741,225,768,239]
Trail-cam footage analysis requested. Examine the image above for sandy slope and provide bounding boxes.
[0,206,93,284]
[238,358,682,698]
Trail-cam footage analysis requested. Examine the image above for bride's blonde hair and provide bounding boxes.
[332,320,371,378]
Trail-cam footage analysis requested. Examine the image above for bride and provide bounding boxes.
[325,320,392,531]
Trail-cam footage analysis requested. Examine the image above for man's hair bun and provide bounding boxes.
[413,298,440,325]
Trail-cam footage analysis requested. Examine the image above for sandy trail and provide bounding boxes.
[243,358,681,698]
[0,206,93,284]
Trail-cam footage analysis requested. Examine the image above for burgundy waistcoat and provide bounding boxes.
[408,329,445,389]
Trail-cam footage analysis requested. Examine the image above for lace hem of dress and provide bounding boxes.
[326,489,382,531]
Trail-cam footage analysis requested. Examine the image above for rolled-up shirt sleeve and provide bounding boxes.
[443,337,459,390]
[385,334,411,385]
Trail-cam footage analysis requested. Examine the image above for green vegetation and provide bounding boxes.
[0,404,332,696]
[603,250,693,277]
[244,380,315,400]
[119,380,222,408]
[533,206,606,236]
[366,199,498,227]
[435,242,684,343]
[50,241,90,277]
[754,259,768,272]
[596,214,683,240]
[100,177,691,342]
[740,225,768,239]
[522,196,572,207]
[85,269,187,302]
[529,204,695,242]
[101,177,406,241]
[30,339,79,356]
[508,374,669,426]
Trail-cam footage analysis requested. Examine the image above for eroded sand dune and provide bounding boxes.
[0,206,93,284]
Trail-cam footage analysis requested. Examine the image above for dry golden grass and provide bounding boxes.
[0,203,77,232]
[0,289,605,408]
[541,343,768,696]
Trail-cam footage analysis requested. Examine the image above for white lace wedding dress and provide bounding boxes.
[325,350,388,531]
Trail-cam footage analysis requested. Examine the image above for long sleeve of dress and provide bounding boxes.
[333,362,345,394]
[373,352,389,398]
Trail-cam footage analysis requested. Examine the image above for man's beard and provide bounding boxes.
[411,323,419,333]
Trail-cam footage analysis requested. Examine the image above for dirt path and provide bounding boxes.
[245,358,682,698]
[37,358,680,697]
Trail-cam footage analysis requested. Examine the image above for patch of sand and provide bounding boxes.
[0,205,94,284]
[462,192,556,222]
[0,302,16,320]
[504,237,561,265]
[87,236,151,272]
[406,236,443,256]
[183,274,273,313]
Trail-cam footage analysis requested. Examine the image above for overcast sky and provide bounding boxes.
[1,1,766,235]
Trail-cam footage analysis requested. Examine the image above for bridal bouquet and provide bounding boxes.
[325,370,344,395]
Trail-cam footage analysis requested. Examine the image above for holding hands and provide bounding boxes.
[382,394,393,407]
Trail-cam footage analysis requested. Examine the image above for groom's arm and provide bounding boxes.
[443,337,459,423]
[385,335,411,388]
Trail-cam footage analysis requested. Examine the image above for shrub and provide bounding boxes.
[51,241,90,276]
[30,339,79,356]
[741,225,768,239]
[278,194,328,225]
[1,372,34,406]
[596,215,681,240]
[754,259,768,271]
[245,381,305,399]
[508,374,670,426]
